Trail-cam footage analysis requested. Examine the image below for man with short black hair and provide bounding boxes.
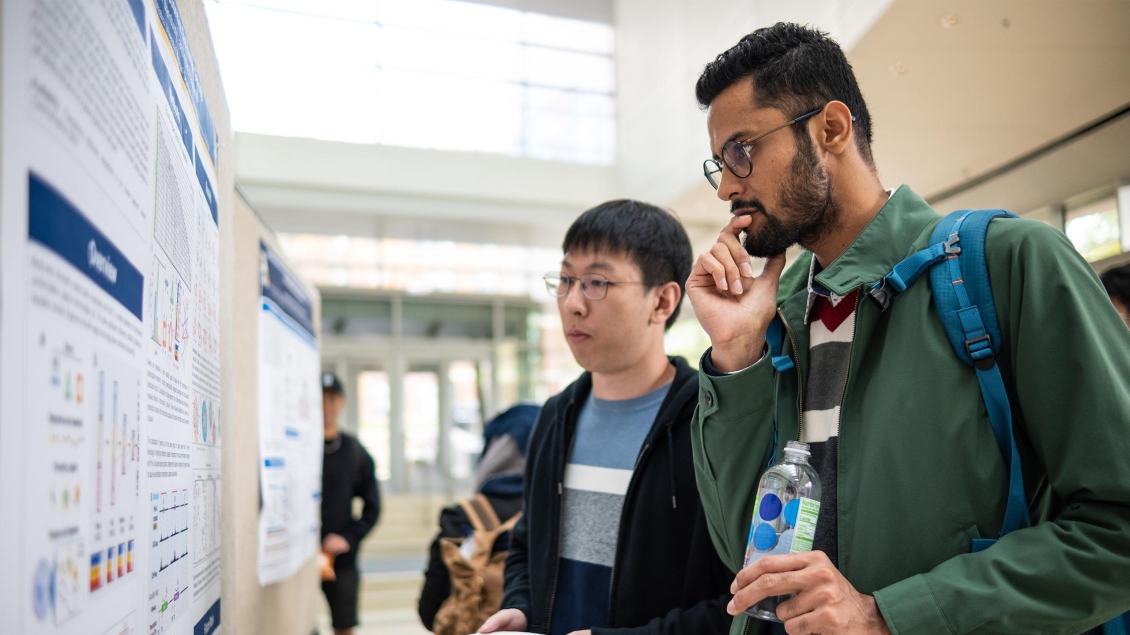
[320,372,381,635]
[687,22,1130,635]
[1101,263,1130,328]
[479,200,733,635]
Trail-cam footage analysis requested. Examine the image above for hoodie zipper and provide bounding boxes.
[544,402,574,632]
[605,438,657,625]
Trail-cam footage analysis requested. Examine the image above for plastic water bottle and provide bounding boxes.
[742,440,822,622]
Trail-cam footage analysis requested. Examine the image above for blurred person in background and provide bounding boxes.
[689,22,1130,635]
[418,403,540,633]
[321,372,382,635]
[1102,263,1130,328]
[479,200,733,635]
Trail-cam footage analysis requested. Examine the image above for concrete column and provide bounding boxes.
[335,358,354,435]
[490,298,505,418]
[389,296,406,492]
[438,359,454,497]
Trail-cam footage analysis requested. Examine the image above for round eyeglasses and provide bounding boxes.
[543,272,643,301]
[704,107,855,190]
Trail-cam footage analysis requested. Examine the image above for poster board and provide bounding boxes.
[0,0,223,633]
[256,241,323,586]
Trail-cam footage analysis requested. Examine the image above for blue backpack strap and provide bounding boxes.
[763,316,793,468]
[929,210,1030,549]
[1104,615,1130,635]
[868,240,953,311]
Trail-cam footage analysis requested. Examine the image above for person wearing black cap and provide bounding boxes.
[320,371,381,635]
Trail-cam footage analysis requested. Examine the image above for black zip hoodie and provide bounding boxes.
[501,357,733,635]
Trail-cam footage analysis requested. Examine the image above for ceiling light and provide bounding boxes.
[940,14,959,28]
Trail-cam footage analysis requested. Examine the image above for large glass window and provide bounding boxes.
[277,233,560,298]
[1065,195,1121,262]
[356,370,391,481]
[204,0,616,164]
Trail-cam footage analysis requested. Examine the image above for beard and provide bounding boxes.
[735,133,837,258]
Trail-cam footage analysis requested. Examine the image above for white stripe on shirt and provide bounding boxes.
[563,463,633,496]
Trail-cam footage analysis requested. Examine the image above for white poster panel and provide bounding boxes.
[257,242,323,586]
[0,1,222,634]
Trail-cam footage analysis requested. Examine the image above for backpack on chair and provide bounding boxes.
[432,494,521,635]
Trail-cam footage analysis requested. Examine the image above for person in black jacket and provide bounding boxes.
[479,200,733,635]
[320,372,381,635]
[418,403,539,630]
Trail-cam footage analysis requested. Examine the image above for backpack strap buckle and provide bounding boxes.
[944,234,962,255]
[867,277,895,312]
[964,333,995,370]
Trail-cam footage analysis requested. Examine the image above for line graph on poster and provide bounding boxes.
[149,489,188,575]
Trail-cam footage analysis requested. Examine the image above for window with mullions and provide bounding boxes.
[204,0,616,164]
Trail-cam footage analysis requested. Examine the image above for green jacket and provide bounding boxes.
[691,186,1130,635]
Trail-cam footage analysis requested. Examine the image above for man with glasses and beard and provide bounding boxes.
[686,22,1130,635]
[478,200,733,635]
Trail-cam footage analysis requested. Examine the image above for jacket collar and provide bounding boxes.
[781,185,942,299]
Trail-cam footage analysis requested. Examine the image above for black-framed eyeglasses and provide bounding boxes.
[543,272,643,301]
[703,106,855,190]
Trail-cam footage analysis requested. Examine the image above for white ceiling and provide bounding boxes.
[464,0,613,24]
[859,0,1130,200]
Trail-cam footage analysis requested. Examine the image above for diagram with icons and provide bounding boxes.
[191,391,220,446]
[149,257,189,364]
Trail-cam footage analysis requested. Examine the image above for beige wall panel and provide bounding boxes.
[176,1,322,632]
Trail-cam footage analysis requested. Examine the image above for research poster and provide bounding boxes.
[257,242,323,586]
[0,1,222,634]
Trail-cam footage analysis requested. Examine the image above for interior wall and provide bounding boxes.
[613,0,893,211]
[175,1,323,633]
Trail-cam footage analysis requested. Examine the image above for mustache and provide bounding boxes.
[731,199,766,216]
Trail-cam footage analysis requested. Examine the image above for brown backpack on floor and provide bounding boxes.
[432,494,522,635]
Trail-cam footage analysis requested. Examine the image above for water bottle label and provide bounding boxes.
[744,494,821,567]
[789,498,820,553]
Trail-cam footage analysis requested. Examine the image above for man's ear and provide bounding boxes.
[815,100,854,156]
[651,281,682,326]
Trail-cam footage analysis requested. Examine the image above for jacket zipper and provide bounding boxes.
[777,309,805,437]
[833,289,861,565]
[605,440,655,624]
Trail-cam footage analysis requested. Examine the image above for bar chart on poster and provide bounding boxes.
[0,1,222,634]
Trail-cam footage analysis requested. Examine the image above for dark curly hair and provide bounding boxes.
[1101,262,1130,307]
[696,22,874,164]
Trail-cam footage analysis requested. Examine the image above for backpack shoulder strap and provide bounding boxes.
[458,494,501,533]
[928,209,1030,549]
